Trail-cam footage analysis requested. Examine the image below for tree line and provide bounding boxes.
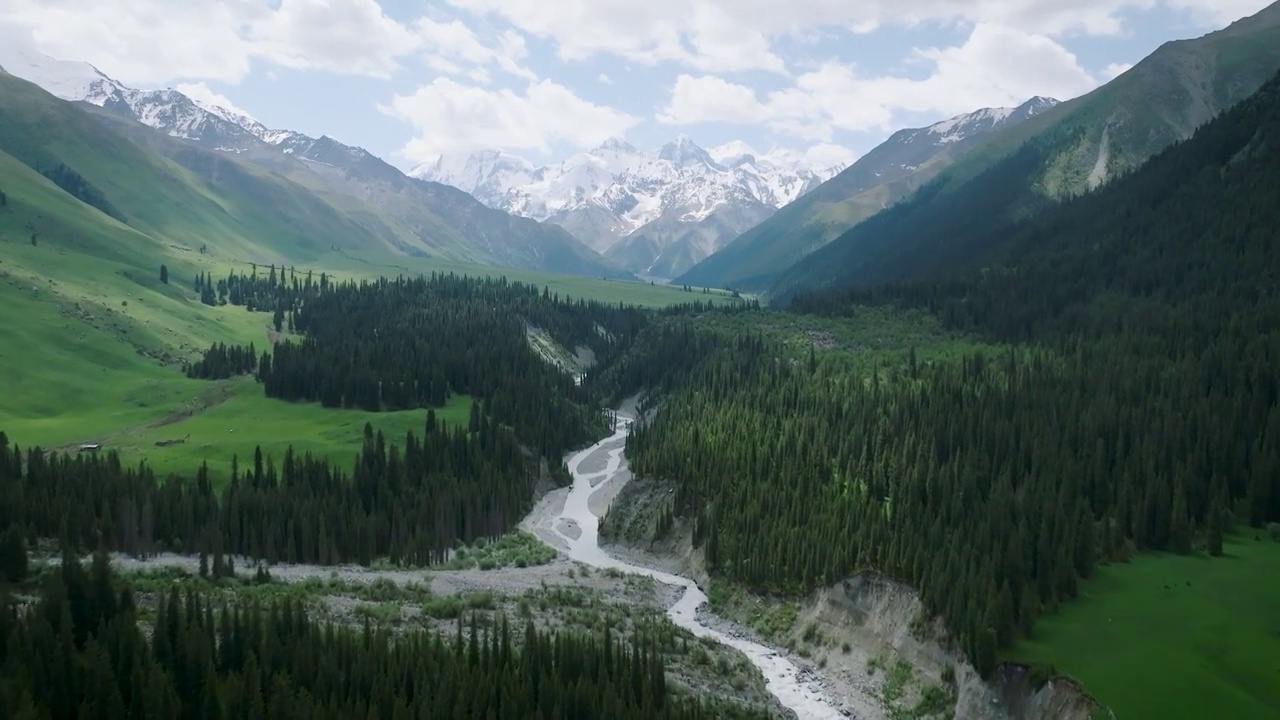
[0,550,763,719]
[186,271,654,460]
[184,342,257,380]
[0,409,550,567]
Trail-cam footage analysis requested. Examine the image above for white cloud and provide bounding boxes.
[657,75,772,125]
[598,73,613,84]
[659,24,1101,139]
[248,0,421,78]
[0,0,532,85]
[1102,61,1134,80]
[447,0,1275,79]
[802,143,861,169]
[175,82,257,122]
[1164,0,1275,25]
[417,18,536,82]
[0,0,258,84]
[381,78,640,161]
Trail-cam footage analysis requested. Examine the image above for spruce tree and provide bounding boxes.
[1207,495,1225,557]
[1171,482,1192,555]
[0,525,28,582]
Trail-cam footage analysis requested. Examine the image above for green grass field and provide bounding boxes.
[1008,535,1280,720]
[109,379,472,489]
[0,138,727,477]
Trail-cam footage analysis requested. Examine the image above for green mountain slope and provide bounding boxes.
[789,63,1280,720]
[613,61,1280,720]
[0,74,394,266]
[676,97,1058,292]
[78,94,631,279]
[0,71,722,459]
[766,2,1280,299]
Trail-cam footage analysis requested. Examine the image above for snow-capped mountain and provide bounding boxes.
[911,96,1058,147]
[0,40,629,279]
[676,96,1062,291]
[413,135,847,278]
[0,40,302,151]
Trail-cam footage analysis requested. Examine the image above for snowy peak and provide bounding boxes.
[709,141,760,168]
[594,136,638,154]
[414,135,848,276]
[411,149,537,201]
[658,135,717,168]
[0,36,307,153]
[0,42,125,105]
[923,96,1060,144]
[413,134,843,237]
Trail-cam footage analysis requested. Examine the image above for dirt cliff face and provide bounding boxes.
[989,665,1100,720]
[601,467,1100,720]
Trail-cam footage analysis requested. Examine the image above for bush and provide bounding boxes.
[1267,523,1280,543]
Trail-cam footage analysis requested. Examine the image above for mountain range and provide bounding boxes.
[767,0,1280,301]
[675,96,1060,291]
[414,136,845,279]
[0,41,629,279]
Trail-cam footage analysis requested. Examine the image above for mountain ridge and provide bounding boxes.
[769,0,1280,301]
[676,96,1059,291]
[0,41,630,279]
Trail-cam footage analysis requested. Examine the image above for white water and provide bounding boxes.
[546,414,845,719]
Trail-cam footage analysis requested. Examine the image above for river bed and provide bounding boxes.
[535,414,846,719]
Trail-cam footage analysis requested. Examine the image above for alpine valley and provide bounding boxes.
[414,136,847,279]
[4,4,1280,720]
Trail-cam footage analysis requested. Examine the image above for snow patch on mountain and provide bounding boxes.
[0,42,122,103]
[413,134,846,270]
[0,39,310,152]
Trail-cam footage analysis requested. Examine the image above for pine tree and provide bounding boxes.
[1171,481,1192,555]
[0,524,28,582]
[1207,494,1225,557]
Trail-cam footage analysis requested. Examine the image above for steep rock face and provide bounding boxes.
[676,96,1059,291]
[414,136,845,279]
[806,573,1097,720]
[0,41,626,279]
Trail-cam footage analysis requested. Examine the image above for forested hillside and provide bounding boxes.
[603,65,1280,682]
[1,272,661,568]
[186,271,646,459]
[768,2,1280,299]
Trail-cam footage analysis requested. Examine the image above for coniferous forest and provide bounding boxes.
[189,271,649,459]
[604,69,1280,675]
[0,550,760,720]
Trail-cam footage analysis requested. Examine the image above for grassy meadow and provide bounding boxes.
[1007,535,1280,720]
[0,140,730,480]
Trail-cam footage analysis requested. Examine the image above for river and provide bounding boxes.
[544,413,846,719]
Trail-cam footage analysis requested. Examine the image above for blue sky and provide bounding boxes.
[1,0,1272,171]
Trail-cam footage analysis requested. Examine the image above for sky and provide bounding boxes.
[0,0,1273,172]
